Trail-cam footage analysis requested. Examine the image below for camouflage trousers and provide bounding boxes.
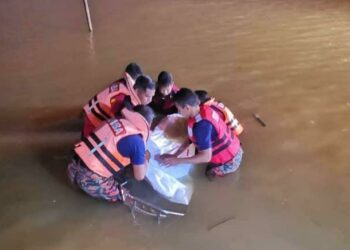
[206,147,244,178]
[67,159,121,202]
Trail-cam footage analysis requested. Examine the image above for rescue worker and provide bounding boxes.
[150,71,179,116]
[157,88,243,179]
[82,63,156,137]
[68,105,155,202]
[195,90,244,136]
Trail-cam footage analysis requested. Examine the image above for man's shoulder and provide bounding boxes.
[195,119,213,127]
[193,119,214,133]
[120,134,144,145]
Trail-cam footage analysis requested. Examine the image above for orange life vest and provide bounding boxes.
[75,108,149,179]
[188,105,241,166]
[203,98,243,136]
[83,73,142,128]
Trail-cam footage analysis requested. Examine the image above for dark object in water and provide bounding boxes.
[253,113,266,127]
[119,178,187,224]
[208,216,235,231]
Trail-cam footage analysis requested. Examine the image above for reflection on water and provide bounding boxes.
[0,0,350,249]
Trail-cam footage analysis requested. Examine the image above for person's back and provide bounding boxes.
[68,105,155,202]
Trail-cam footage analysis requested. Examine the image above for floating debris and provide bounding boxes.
[208,216,235,231]
[253,113,266,127]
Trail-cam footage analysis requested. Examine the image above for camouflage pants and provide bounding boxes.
[206,147,244,178]
[67,159,121,202]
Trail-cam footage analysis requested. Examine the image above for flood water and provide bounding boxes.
[1,0,350,249]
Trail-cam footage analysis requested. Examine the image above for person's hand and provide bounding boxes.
[161,157,180,166]
[155,153,179,166]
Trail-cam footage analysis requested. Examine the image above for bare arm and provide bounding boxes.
[178,148,211,164]
[161,148,212,166]
[132,150,150,181]
[132,163,148,181]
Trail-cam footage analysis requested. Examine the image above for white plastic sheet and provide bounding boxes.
[146,115,194,205]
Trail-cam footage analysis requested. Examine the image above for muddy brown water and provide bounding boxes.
[1,0,350,249]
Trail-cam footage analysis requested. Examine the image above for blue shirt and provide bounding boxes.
[117,134,145,165]
[193,120,217,151]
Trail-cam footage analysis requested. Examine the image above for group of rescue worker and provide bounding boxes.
[67,63,244,202]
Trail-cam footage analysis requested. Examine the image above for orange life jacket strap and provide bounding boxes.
[88,95,112,121]
[82,136,125,182]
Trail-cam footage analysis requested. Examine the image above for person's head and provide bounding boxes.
[133,105,155,125]
[194,90,210,104]
[157,71,174,96]
[173,88,200,118]
[125,63,143,80]
[134,75,156,105]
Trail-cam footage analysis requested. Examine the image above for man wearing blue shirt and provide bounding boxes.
[68,105,154,202]
[158,88,243,179]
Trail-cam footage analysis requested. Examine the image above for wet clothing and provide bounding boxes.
[150,84,179,115]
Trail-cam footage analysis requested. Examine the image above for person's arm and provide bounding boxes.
[157,138,190,161]
[159,120,214,166]
[133,150,151,180]
[117,135,148,181]
[133,163,147,181]
[162,148,212,165]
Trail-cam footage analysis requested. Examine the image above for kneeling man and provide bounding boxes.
[68,105,154,202]
[158,88,243,178]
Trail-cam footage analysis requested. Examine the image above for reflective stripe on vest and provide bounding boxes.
[83,75,137,128]
[88,95,111,121]
[81,136,125,182]
[204,99,243,136]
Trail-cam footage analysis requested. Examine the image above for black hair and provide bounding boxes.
[133,75,156,92]
[194,90,210,104]
[173,88,200,108]
[125,63,143,80]
[133,105,155,125]
[157,71,174,88]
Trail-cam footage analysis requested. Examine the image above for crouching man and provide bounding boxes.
[158,88,243,179]
[82,62,155,137]
[68,105,154,202]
